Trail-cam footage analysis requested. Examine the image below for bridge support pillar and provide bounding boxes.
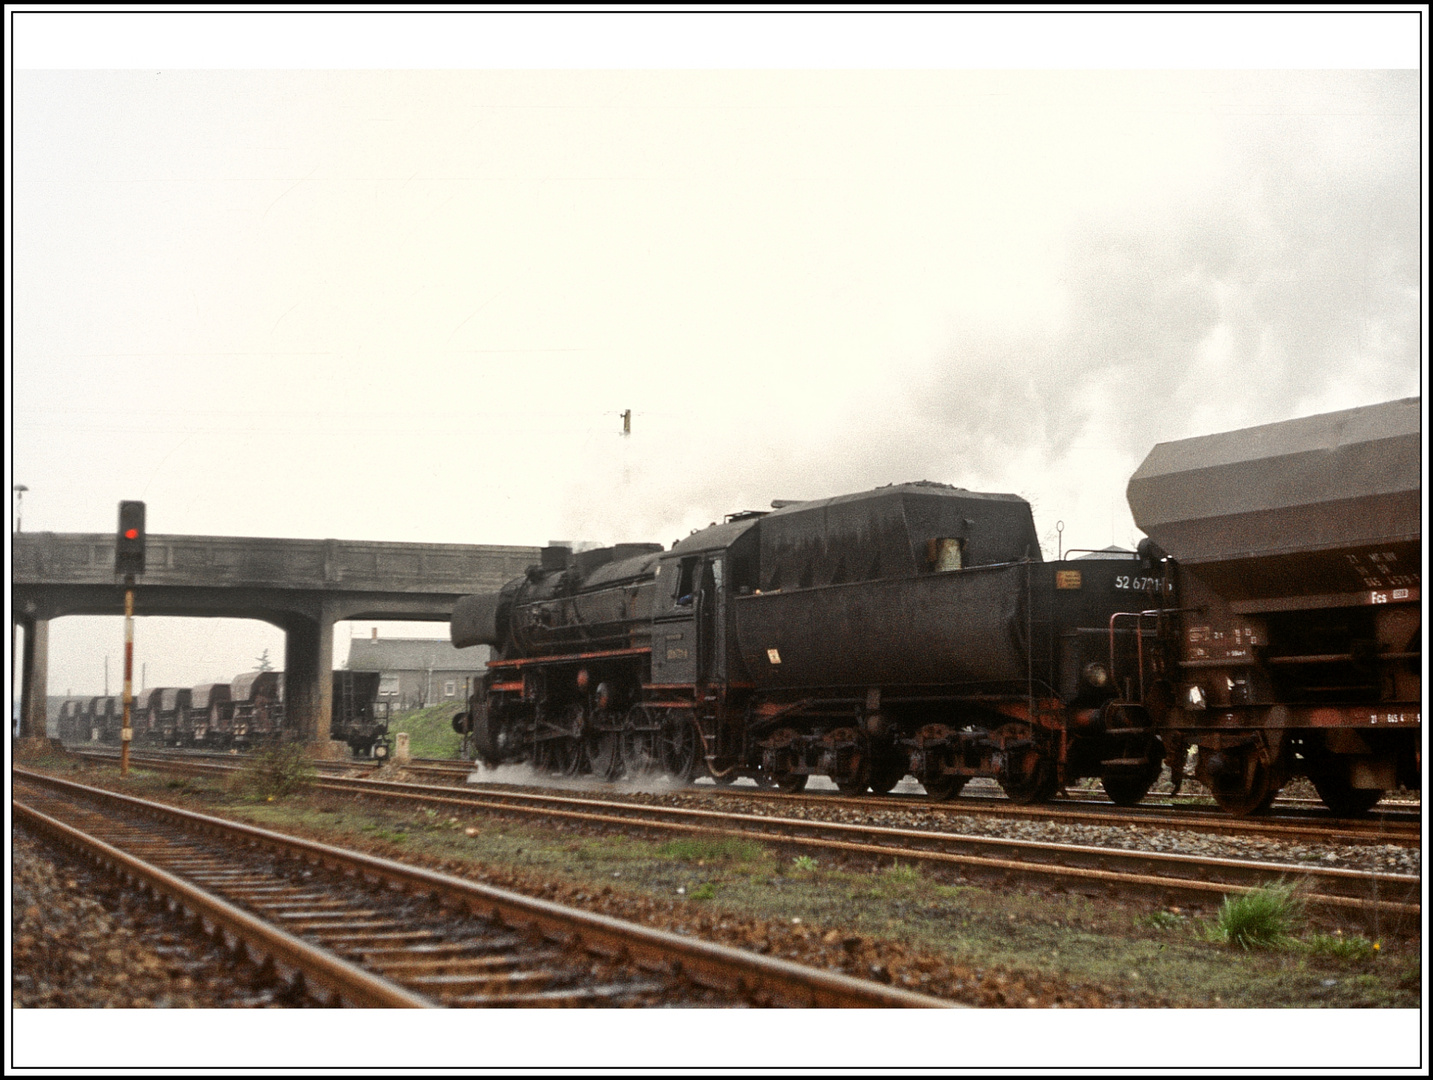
[16,617,49,739]
[284,608,337,756]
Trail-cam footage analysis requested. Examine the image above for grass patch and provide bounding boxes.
[1138,910,1188,932]
[1210,882,1304,950]
[388,703,467,759]
[688,882,719,901]
[882,860,922,884]
[791,855,819,872]
[1305,932,1380,962]
[226,742,316,801]
[657,835,767,864]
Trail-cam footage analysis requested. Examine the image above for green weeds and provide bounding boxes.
[227,742,315,800]
[1305,931,1380,962]
[1210,881,1304,950]
[1139,910,1188,932]
[882,860,922,884]
[658,835,766,864]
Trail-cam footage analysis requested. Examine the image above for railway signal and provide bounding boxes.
[116,500,146,575]
[115,500,146,775]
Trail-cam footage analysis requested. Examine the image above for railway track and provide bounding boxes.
[13,769,953,1009]
[70,745,1421,849]
[51,753,1420,934]
[683,784,1424,849]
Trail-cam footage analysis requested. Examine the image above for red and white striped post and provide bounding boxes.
[121,577,134,775]
[115,501,146,777]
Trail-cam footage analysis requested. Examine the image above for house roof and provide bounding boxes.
[346,637,489,673]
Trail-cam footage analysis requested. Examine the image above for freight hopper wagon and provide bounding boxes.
[1127,397,1421,816]
[185,682,232,747]
[453,482,1163,804]
[54,700,88,743]
[331,670,391,760]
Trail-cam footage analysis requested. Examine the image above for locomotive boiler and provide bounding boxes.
[1127,396,1421,815]
[453,482,1163,804]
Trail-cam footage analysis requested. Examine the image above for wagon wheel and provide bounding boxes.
[1100,771,1158,808]
[656,711,702,783]
[836,750,865,796]
[1310,771,1384,818]
[1100,740,1164,807]
[867,748,907,795]
[922,774,967,801]
[1203,747,1280,817]
[585,729,624,781]
[767,729,807,793]
[998,746,1059,805]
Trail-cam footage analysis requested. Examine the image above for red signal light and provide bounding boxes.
[116,500,146,575]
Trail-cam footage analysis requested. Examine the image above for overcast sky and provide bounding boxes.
[6,10,1426,1070]
[9,16,1423,701]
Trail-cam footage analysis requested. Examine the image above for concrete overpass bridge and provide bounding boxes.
[11,532,540,748]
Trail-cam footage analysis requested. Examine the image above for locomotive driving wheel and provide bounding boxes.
[533,737,579,776]
[656,710,702,783]
[585,729,623,781]
[621,706,660,777]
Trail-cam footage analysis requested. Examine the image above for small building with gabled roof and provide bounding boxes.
[344,634,490,710]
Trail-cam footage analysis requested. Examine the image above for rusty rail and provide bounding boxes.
[13,798,433,1008]
[14,768,954,1009]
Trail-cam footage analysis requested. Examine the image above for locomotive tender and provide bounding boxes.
[452,482,1165,806]
[452,397,1421,817]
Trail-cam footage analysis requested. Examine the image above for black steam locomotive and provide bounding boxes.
[453,482,1167,806]
[452,397,1421,817]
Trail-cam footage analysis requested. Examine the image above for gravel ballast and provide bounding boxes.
[11,827,314,1009]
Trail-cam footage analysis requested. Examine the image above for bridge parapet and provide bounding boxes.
[12,533,541,594]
